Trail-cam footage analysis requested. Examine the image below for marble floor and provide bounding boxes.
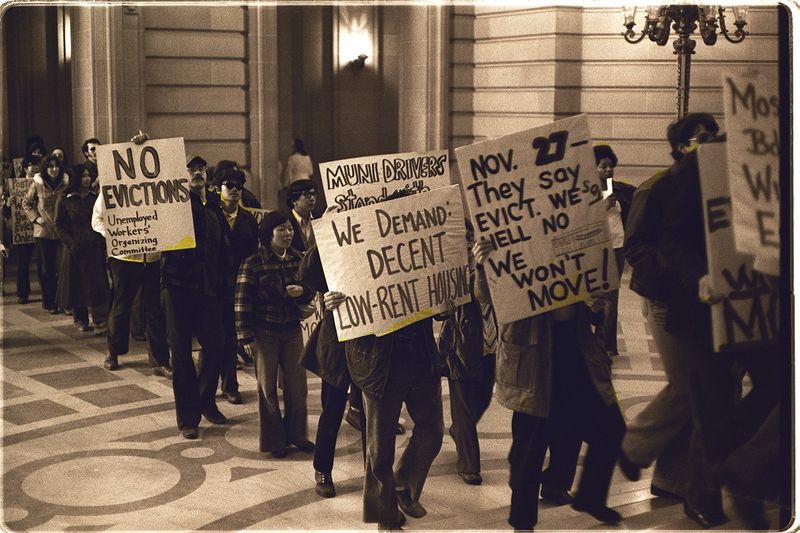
[0,268,783,531]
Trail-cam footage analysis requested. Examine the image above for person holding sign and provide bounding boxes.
[8,155,39,303]
[235,212,315,457]
[214,169,259,405]
[472,238,625,530]
[658,118,782,529]
[54,164,110,332]
[22,153,69,313]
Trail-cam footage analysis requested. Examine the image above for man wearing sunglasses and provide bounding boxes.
[215,169,259,405]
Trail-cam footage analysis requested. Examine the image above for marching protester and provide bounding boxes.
[215,168,259,405]
[160,154,231,439]
[54,163,109,332]
[22,152,68,314]
[81,137,101,190]
[9,155,39,304]
[211,159,262,209]
[235,211,316,457]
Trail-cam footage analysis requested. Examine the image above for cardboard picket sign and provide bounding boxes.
[722,67,780,276]
[6,178,34,245]
[318,150,450,212]
[454,114,617,325]
[697,142,779,352]
[96,137,196,257]
[300,293,324,346]
[312,184,469,341]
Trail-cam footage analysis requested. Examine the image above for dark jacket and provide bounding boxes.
[220,205,258,296]
[285,209,314,253]
[475,266,616,418]
[623,166,678,305]
[161,190,230,297]
[298,246,350,389]
[54,190,109,308]
[345,319,439,401]
[612,180,637,227]
[657,149,712,347]
[437,273,487,381]
[22,173,69,240]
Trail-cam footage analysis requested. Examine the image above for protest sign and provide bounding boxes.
[300,293,324,346]
[318,150,450,212]
[6,178,34,245]
[244,207,270,226]
[454,114,617,325]
[312,184,469,341]
[722,68,780,276]
[697,142,778,352]
[96,137,195,257]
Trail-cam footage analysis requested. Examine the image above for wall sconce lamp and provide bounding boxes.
[351,53,368,71]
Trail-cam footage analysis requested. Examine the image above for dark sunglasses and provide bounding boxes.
[688,132,715,145]
[222,181,243,190]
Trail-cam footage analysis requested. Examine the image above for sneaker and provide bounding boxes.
[315,471,336,498]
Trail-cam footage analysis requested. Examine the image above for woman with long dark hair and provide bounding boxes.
[55,163,109,331]
[22,153,69,312]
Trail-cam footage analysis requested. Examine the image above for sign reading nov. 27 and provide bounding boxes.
[697,142,778,352]
[319,150,449,212]
[97,137,196,257]
[455,114,617,325]
[312,185,469,341]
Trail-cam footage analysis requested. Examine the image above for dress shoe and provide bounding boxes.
[396,423,406,435]
[181,427,199,439]
[617,451,642,481]
[63,308,72,316]
[223,391,242,404]
[396,489,426,518]
[650,484,683,500]
[378,510,406,531]
[346,407,363,432]
[152,366,173,380]
[458,472,483,485]
[202,409,227,425]
[572,501,622,524]
[103,354,119,370]
[682,501,728,528]
[17,296,28,304]
[315,471,336,498]
[540,485,574,505]
[292,438,315,453]
[76,323,93,332]
[269,448,288,458]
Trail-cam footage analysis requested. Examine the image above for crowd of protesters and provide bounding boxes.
[0,119,785,531]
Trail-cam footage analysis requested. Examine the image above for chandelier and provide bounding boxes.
[622,5,750,118]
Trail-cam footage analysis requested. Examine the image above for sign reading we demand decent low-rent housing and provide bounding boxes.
[455,114,617,325]
[96,137,196,257]
[312,184,469,341]
[318,150,450,211]
[698,142,778,352]
[722,67,780,276]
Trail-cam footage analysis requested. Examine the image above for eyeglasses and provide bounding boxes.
[222,181,243,190]
[688,132,715,145]
[301,190,317,198]
[189,166,207,173]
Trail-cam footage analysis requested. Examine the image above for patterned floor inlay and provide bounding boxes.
[0,270,783,530]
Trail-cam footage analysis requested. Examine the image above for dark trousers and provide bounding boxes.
[597,248,625,354]
[685,343,781,514]
[34,238,59,310]
[162,287,225,430]
[107,258,169,367]
[130,287,145,339]
[15,242,34,299]
[448,354,496,475]
[362,340,443,524]
[217,296,239,395]
[313,381,366,473]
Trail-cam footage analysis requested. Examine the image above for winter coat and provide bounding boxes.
[55,190,109,309]
[475,266,616,418]
[437,275,486,382]
[22,173,69,240]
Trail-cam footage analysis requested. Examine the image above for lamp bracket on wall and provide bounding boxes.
[351,54,368,71]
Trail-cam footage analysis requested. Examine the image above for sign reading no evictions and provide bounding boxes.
[312,185,469,341]
[318,150,450,212]
[5,178,34,245]
[97,137,196,257]
[697,142,778,352]
[454,114,617,325]
[722,68,780,276]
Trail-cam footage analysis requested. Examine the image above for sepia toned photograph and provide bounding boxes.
[0,1,792,531]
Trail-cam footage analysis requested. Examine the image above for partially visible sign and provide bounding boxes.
[312,185,469,341]
[454,114,617,325]
[722,68,780,276]
[244,207,271,226]
[698,142,778,352]
[6,178,34,245]
[318,150,450,212]
[96,137,196,256]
